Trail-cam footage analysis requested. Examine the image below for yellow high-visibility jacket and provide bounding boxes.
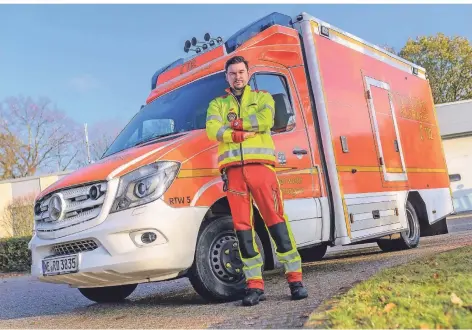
[206,85,276,172]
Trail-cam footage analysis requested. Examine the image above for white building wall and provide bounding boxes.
[442,136,472,213]
[0,171,71,238]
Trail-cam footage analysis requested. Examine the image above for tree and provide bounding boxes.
[399,33,472,104]
[0,96,82,179]
[89,127,119,161]
[0,133,22,180]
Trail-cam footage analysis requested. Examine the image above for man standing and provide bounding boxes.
[206,55,308,306]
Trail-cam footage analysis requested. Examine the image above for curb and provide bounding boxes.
[448,212,472,220]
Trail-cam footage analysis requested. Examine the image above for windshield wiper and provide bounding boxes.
[133,132,185,147]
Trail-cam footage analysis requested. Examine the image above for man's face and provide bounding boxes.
[226,62,249,91]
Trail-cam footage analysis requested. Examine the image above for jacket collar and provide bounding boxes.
[225,84,252,105]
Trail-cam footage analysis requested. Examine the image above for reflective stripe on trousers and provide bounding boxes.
[276,249,302,273]
[242,255,264,280]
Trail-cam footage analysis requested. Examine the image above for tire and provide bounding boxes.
[377,201,420,252]
[188,215,264,302]
[299,244,327,262]
[78,283,138,303]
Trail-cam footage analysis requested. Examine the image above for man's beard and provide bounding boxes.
[232,82,245,92]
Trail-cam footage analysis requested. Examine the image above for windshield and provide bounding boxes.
[103,72,228,158]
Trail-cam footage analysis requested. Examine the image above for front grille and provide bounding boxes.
[34,182,107,234]
[52,239,98,256]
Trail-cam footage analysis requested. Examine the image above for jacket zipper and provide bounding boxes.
[230,92,244,165]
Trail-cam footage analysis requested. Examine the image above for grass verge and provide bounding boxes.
[305,245,472,329]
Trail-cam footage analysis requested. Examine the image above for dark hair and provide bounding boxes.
[225,56,249,72]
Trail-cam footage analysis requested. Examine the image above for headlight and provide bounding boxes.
[110,161,180,213]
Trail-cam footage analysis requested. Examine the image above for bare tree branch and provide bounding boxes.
[0,96,83,178]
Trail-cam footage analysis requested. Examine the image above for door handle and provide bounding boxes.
[293,148,308,155]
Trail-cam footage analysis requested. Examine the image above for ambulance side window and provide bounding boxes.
[253,73,295,133]
[249,75,257,90]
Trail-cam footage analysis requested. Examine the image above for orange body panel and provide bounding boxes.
[339,171,448,194]
[314,33,449,195]
[157,46,225,85]
[37,140,181,200]
[164,176,215,207]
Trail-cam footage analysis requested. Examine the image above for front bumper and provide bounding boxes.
[29,199,208,288]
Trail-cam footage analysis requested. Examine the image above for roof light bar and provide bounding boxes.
[224,12,292,53]
[151,13,291,90]
[184,33,223,54]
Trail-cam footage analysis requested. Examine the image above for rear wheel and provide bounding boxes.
[188,215,264,302]
[78,283,138,303]
[377,201,420,252]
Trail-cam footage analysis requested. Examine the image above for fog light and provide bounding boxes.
[129,229,167,247]
[141,232,157,244]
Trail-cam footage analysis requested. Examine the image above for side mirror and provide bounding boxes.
[272,93,293,132]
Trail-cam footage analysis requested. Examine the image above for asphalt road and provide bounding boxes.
[1,217,471,329]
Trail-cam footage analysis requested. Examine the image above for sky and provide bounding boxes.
[1,4,472,132]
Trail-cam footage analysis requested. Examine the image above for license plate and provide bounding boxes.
[42,254,79,276]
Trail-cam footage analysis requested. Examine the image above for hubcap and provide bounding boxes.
[405,209,418,242]
[210,232,244,284]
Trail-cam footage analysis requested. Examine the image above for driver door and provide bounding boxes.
[250,67,322,246]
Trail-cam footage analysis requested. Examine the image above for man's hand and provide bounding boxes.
[230,118,243,131]
[232,131,256,143]
[243,132,256,140]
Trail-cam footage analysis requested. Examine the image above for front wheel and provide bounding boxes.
[188,215,264,302]
[377,201,420,252]
[78,283,138,303]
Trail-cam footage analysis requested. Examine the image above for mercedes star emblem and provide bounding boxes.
[48,193,66,222]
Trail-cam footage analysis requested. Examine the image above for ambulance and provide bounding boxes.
[29,12,454,303]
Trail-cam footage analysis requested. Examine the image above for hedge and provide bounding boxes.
[0,236,32,272]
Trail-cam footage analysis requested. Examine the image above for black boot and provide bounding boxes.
[242,288,266,306]
[289,282,308,300]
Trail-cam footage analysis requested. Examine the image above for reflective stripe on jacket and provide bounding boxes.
[206,85,276,171]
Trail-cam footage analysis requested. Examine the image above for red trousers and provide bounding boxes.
[226,163,302,290]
